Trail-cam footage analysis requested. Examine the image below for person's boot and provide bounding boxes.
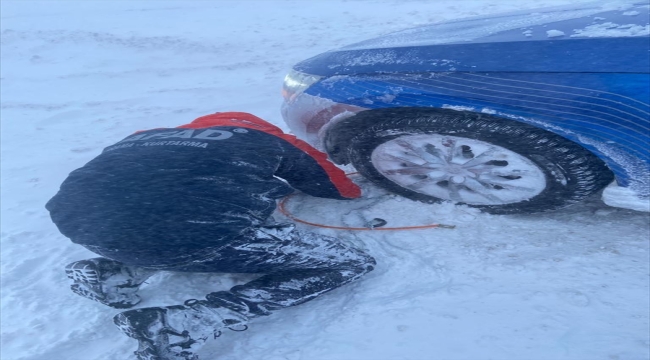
[113,299,249,360]
[65,258,156,309]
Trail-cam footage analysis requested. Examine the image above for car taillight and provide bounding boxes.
[282,69,322,102]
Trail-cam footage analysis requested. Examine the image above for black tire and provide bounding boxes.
[346,108,614,214]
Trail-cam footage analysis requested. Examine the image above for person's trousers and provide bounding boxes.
[84,225,376,314]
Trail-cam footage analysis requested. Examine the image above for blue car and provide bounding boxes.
[281,1,649,214]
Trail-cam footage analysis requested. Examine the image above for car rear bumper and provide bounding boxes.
[281,92,367,151]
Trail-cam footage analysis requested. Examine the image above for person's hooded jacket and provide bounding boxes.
[46,112,360,266]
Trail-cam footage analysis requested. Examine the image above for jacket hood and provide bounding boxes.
[179,112,285,135]
[176,112,361,199]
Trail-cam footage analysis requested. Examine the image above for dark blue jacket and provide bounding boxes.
[46,112,360,267]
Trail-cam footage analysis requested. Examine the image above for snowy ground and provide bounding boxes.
[1,1,649,360]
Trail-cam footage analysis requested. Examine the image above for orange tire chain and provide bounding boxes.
[277,193,456,231]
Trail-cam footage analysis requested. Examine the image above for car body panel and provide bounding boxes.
[304,71,649,187]
[281,0,650,206]
[296,37,649,76]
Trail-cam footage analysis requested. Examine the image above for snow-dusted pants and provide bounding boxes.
[175,226,376,312]
[87,225,375,313]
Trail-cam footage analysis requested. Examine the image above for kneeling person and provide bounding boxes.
[47,112,376,360]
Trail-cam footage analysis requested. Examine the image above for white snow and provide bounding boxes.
[546,29,566,37]
[2,1,649,360]
[442,104,477,112]
[570,21,650,37]
[603,182,650,212]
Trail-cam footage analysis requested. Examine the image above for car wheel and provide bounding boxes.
[346,108,614,214]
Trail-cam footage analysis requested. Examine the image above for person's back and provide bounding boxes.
[47,112,357,267]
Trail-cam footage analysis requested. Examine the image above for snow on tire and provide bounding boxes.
[346,108,614,214]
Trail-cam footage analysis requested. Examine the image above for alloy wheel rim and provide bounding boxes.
[371,134,547,205]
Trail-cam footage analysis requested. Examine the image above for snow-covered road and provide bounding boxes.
[2,1,648,359]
